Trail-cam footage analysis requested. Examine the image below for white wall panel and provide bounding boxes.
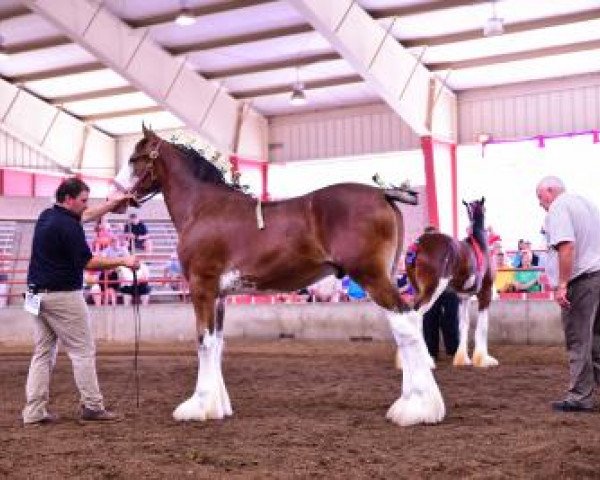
[459,73,600,143]
[269,103,420,162]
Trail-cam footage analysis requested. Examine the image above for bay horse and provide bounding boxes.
[405,198,498,368]
[110,125,445,426]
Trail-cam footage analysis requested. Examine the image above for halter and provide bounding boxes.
[120,139,163,205]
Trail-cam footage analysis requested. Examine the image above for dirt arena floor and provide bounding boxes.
[2,340,600,479]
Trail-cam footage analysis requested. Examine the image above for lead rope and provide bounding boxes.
[132,269,141,408]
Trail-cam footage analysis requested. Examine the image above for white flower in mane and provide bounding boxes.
[169,133,229,179]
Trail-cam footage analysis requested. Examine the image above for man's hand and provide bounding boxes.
[108,192,137,214]
[555,282,570,309]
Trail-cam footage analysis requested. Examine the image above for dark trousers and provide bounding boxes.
[562,271,600,405]
[423,290,459,359]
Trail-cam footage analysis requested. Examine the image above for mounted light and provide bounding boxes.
[290,82,306,106]
[0,34,8,61]
[483,1,504,37]
[289,67,307,106]
[175,1,196,27]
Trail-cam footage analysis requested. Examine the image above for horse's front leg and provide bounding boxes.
[172,279,233,421]
[453,296,473,366]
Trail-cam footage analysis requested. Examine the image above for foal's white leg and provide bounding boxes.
[172,330,233,421]
[453,297,472,366]
[387,310,445,426]
[472,309,499,368]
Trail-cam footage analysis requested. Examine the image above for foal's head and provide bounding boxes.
[463,197,485,223]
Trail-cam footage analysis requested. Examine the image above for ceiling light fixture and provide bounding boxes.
[289,68,306,106]
[175,1,196,26]
[483,0,504,37]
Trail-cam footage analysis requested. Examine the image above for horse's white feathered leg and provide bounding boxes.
[173,329,232,421]
[453,297,472,366]
[387,310,445,426]
[472,308,499,367]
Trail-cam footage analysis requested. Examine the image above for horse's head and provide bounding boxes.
[462,197,485,223]
[108,124,163,213]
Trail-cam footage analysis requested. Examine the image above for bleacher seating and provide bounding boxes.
[0,221,18,306]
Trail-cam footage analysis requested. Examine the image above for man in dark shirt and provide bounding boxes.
[124,213,150,252]
[23,177,139,426]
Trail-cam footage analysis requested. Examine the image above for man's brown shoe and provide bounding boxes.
[24,412,59,427]
[80,407,121,422]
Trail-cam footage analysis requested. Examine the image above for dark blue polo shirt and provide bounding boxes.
[27,205,93,291]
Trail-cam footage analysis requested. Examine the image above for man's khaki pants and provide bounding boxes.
[22,290,104,423]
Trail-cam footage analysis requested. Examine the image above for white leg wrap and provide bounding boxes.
[472,309,499,368]
[453,298,472,366]
[387,311,445,426]
[173,330,233,421]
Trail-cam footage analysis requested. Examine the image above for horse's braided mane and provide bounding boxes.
[171,142,227,186]
[170,142,247,193]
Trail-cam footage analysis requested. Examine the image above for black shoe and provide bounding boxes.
[80,407,121,422]
[551,399,595,412]
[24,412,59,427]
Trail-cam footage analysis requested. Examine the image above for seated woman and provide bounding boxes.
[494,251,515,294]
[98,237,128,306]
[118,262,151,306]
[510,249,542,293]
[91,217,115,253]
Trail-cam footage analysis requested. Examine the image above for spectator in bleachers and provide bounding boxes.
[98,236,128,306]
[307,275,344,302]
[163,252,183,290]
[91,217,115,253]
[511,239,540,267]
[494,251,515,294]
[510,249,542,293]
[0,249,8,308]
[343,276,367,301]
[124,213,152,253]
[83,270,102,306]
[118,261,151,306]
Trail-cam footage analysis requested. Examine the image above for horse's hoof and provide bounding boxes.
[172,391,232,421]
[386,392,445,426]
[452,350,472,367]
[472,351,499,368]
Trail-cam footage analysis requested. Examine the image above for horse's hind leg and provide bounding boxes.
[453,296,473,366]
[362,276,445,426]
[472,290,499,368]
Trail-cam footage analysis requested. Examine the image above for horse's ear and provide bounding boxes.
[142,122,150,138]
[481,196,485,204]
[462,200,468,207]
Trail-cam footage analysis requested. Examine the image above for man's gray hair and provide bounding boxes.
[537,175,565,192]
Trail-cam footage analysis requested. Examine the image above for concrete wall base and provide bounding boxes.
[0,299,563,347]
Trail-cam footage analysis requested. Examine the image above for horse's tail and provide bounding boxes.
[383,194,406,277]
[383,188,419,206]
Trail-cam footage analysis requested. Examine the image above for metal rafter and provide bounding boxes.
[126,0,278,28]
[232,74,363,99]
[429,38,600,71]
[203,51,341,79]
[402,7,600,48]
